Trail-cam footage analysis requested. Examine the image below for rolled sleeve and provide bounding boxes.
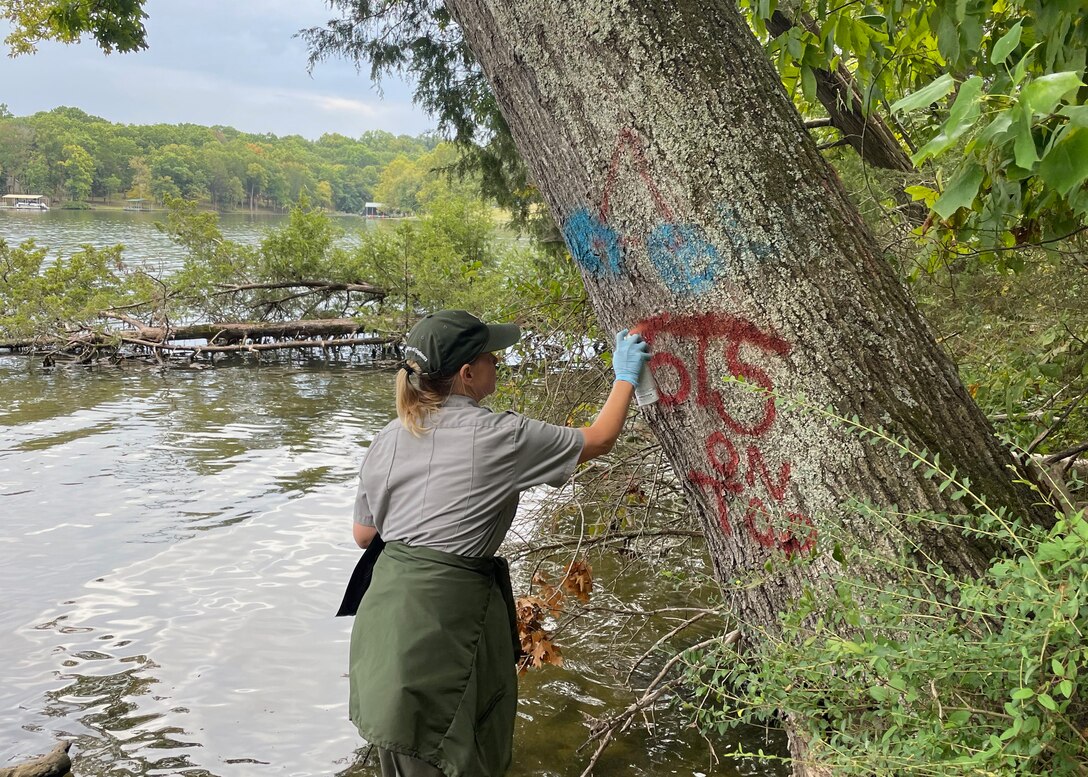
[511,415,585,490]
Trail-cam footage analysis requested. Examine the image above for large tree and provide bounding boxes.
[435,0,1053,767]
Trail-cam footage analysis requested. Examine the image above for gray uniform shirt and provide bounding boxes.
[353,394,585,557]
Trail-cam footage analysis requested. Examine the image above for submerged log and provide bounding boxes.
[213,280,386,298]
[0,741,72,777]
[0,319,401,355]
[121,335,399,354]
[115,319,378,343]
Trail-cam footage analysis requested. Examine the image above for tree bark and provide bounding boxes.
[442,0,1050,769]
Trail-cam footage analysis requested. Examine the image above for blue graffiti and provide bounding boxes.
[646,223,727,295]
[562,207,624,277]
[719,205,779,262]
[563,203,781,294]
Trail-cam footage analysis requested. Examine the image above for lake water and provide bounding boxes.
[0,209,787,776]
[0,207,381,271]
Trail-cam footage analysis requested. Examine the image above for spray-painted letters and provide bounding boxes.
[639,312,816,556]
[562,128,780,295]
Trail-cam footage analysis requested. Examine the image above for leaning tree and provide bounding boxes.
[436,0,1053,767]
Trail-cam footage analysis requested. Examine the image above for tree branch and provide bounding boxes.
[213,280,386,298]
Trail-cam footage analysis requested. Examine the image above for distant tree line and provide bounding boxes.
[0,105,439,212]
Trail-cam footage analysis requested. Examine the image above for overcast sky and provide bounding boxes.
[0,0,435,139]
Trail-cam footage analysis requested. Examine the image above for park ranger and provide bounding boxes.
[346,309,650,777]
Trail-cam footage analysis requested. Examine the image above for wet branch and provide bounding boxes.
[578,631,741,776]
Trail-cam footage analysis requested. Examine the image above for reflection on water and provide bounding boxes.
[0,357,785,776]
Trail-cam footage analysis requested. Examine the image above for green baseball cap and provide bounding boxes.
[403,310,521,377]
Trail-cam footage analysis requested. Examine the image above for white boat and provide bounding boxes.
[2,194,50,211]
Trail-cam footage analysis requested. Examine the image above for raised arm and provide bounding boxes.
[578,330,650,464]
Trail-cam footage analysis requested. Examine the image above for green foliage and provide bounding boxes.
[301,1,548,235]
[258,195,346,281]
[741,0,1088,260]
[0,193,560,347]
[60,142,94,202]
[910,252,1088,457]
[349,193,527,327]
[1,0,148,55]
[0,107,435,212]
[373,143,479,214]
[678,421,1088,775]
[0,238,141,339]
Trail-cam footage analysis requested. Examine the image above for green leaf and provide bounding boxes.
[933,163,985,218]
[1011,687,1035,700]
[1037,692,1057,711]
[1012,43,1041,86]
[991,21,1022,65]
[1052,658,1065,677]
[1038,128,1088,195]
[786,30,803,60]
[947,77,984,131]
[1021,72,1085,115]
[947,710,971,727]
[936,13,960,62]
[905,185,939,206]
[911,77,984,164]
[891,73,955,114]
[975,111,1014,145]
[800,65,817,103]
[1013,105,1039,169]
[1059,105,1088,128]
[1059,679,1074,698]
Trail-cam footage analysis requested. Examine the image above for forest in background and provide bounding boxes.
[0,105,463,213]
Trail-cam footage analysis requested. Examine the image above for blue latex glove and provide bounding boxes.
[612,329,650,386]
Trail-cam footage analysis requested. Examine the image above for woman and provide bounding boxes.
[347,309,650,777]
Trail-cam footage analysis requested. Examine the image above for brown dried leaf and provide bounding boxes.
[562,559,593,604]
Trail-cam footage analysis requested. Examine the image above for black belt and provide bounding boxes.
[335,534,386,617]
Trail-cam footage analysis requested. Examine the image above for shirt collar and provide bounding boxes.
[442,393,480,408]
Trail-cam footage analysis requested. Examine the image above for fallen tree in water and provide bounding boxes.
[0,199,405,364]
[0,317,400,361]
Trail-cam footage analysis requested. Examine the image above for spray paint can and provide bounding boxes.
[634,358,658,407]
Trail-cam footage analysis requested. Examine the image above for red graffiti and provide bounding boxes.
[640,311,790,436]
[642,312,816,557]
[743,499,817,555]
[600,127,675,222]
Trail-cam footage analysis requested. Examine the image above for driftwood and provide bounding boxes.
[0,319,402,358]
[0,741,72,777]
[212,280,385,297]
[110,319,386,343]
[119,335,398,354]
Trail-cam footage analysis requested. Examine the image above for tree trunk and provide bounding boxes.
[443,0,1050,769]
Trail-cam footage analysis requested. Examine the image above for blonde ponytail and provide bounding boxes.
[395,361,456,437]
